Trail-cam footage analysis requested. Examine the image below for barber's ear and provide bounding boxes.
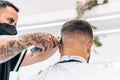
[87,41,93,54]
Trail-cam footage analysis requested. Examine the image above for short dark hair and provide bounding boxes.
[61,20,93,39]
[0,1,19,12]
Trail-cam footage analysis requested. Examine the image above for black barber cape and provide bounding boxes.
[0,51,26,80]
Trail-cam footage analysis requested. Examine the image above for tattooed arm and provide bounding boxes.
[20,33,59,66]
[0,32,58,66]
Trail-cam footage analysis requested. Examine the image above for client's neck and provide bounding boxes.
[61,47,88,61]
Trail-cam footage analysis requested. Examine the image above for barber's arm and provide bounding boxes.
[20,33,59,66]
[0,32,58,66]
[21,46,58,66]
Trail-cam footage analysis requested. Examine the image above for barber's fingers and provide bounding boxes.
[42,33,53,51]
[51,35,59,48]
[41,33,58,51]
[46,33,58,47]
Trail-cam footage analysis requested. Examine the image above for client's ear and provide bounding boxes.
[58,44,62,54]
[58,37,63,53]
[87,41,93,54]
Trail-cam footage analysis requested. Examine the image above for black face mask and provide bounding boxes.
[0,23,17,35]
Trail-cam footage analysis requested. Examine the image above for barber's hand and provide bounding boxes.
[32,32,58,51]
[37,33,58,51]
[19,32,59,52]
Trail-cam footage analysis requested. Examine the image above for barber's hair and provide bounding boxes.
[0,1,19,12]
[61,20,93,39]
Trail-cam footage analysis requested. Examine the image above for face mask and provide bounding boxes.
[0,23,17,35]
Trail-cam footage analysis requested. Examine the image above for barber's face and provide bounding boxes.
[0,6,18,25]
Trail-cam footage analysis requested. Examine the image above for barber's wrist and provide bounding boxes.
[27,45,42,56]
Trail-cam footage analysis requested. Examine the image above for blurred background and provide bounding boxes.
[8,0,120,79]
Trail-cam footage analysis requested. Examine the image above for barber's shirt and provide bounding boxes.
[30,56,120,80]
[0,53,21,80]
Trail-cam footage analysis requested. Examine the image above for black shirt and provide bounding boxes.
[0,51,26,80]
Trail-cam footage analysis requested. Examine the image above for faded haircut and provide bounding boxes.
[61,20,93,40]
